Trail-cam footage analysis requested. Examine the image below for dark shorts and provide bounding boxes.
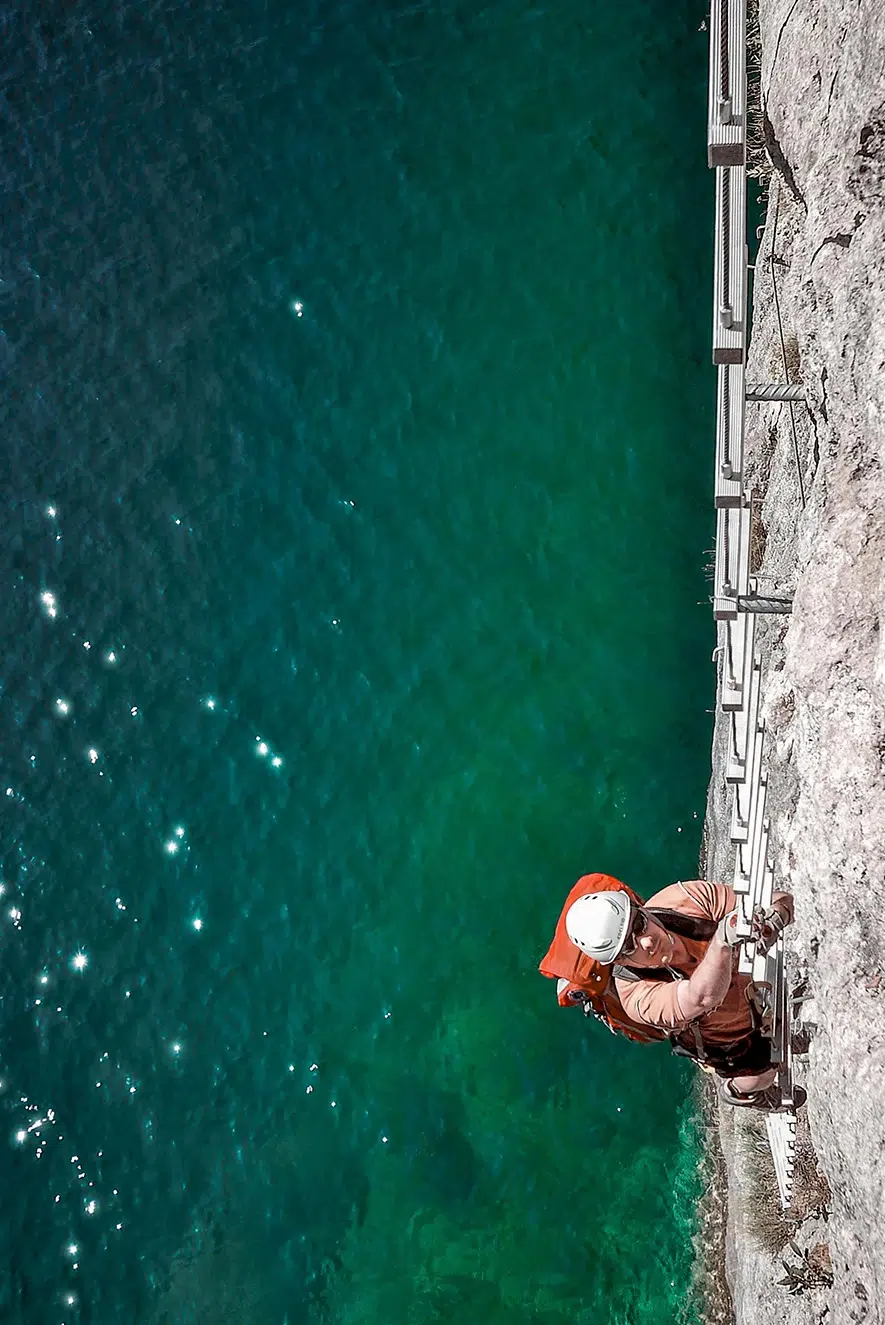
[707,1030,773,1079]
[672,1028,772,1079]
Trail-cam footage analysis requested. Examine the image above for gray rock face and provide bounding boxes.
[703,3,885,1323]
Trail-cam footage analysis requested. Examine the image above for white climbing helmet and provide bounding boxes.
[566,891,632,964]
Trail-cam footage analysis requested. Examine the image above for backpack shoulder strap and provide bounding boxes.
[613,907,719,984]
[612,963,672,983]
[647,906,718,942]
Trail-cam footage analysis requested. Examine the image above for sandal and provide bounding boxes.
[718,1078,807,1112]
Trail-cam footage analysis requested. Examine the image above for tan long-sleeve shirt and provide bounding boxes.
[614,880,756,1045]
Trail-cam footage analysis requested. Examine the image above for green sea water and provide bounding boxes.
[0,2,715,1322]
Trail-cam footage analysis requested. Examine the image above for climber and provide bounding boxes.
[541,874,804,1111]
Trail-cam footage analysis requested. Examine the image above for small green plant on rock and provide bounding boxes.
[778,1241,834,1296]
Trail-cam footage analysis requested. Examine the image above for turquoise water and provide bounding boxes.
[0,3,715,1322]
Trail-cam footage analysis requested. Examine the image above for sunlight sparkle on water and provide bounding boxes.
[71,953,88,972]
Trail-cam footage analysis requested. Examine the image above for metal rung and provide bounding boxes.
[707,0,747,166]
[732,758,766,871]
[715,362,746,506]
[720,610,756,710]
[766,1111,798,1209]
[713,499,752,619]
[731,736,765,862]
[712,165,748,364]
[736,812,769,935]
[739,858,777,975]
[726,654,762,782]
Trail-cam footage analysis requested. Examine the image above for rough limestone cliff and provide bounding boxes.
[702,3,885,1323]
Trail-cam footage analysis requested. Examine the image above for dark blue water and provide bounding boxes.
[0,3,714,1322]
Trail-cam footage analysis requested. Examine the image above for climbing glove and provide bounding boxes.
[754,906,787,956]
[717,909,743,947]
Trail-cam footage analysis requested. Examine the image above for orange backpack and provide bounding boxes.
[538,873,668,1044]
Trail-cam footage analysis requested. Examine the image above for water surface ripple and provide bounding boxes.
[1,3,714,1322]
